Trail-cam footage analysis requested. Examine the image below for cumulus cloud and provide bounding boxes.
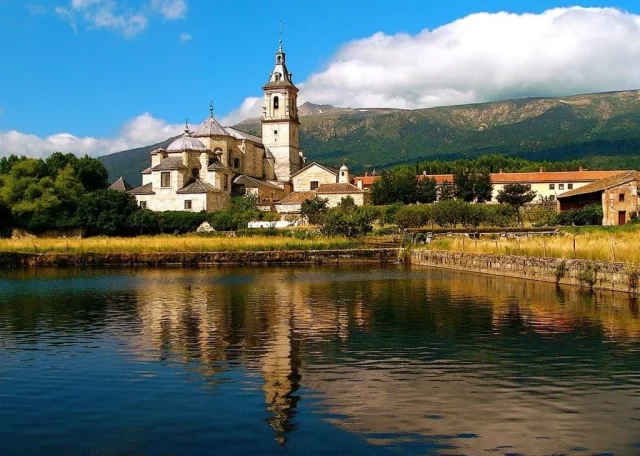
[56,0,188,37]
[0,113,183,159]
[150,0,187,20]
[226,6,640,121]
[180,32,191,43]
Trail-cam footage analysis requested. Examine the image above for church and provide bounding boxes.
[125,41,368,213]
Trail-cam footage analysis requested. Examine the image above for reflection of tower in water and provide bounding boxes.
[261,292,301,446]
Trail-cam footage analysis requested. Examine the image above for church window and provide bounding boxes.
[233,158,240,169]
[275,73,281,81]
[224,174,229,191]
[274,130,278,135]
[310,181,319,190]
[184,200,192,210]
[161,172,170,188]
[140,201,147,210]
[192,168,199,178]
[277,55,282,64]
[274,96,279,109]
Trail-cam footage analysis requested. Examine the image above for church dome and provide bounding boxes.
[340,164,349,172]
[166,130,207,152]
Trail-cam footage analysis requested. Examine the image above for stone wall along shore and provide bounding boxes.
[411,249,640,295]
[0,248,402,269]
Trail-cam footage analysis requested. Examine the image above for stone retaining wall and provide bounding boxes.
[411,249,639,294]
[0,248,401,269]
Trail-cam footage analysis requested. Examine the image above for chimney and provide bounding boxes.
[499,168,503,174]
[579,166,583,172]
[365,172,369,177]
[423,170,427,176]
[539,167,544,173]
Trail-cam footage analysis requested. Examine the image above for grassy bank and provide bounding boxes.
[0,235,361,254]
[427,225,640,263]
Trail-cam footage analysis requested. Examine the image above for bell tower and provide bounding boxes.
[261,37,301,182]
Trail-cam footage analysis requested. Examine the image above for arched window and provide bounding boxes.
[273,96,279,109]
[275,73,281,81]
[277,55,282,64]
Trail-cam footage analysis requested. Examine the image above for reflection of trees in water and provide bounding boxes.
[3,266,640,448]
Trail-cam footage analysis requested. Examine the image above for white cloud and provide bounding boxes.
[56,0,187,38]
[180,32,191,43]
[229,6,640,120]
[150,0,187,20]
[220,97,262,125]
[0,113,183,159]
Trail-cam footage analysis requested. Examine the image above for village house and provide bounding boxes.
[556,171,640,225]
[273,162,370,213]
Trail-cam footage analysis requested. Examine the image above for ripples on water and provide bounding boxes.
[1,265,640,455]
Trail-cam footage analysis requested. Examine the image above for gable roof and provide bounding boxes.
[129,183,155,195]
[316,183,364,194]
[224,126,263,145]
[109,176,133,192]
[177,179,219,194]
[276,191,317,205]
[152,157,188,171]
[557,171,640,199]
[233,175,282,190]
[290,161,339,178]
[192,115,228,138]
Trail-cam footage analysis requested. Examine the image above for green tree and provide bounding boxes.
[415,177,437,203]
[321,206,374,238]
[473,170,493,203]
[454,169,475,202]
[73,155,109,192]
[76,189,139,236]
[0,201,12,237]
[301,197,329,225]
[438,181,455,201]
[496,183,537,225]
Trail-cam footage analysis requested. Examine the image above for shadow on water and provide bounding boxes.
[1,265,640,455]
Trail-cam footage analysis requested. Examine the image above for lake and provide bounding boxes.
[1,265,639,455]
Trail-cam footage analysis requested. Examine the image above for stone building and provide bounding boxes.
[274,162,370,213]
[127,42,305,212]
[557,171,640,225]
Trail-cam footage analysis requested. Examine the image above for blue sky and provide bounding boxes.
[1,0,640,157]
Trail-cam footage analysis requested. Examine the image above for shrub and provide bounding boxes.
[157,211,210,234]
[554,204,602,226]
[77,189,138,236]
[301,197,328,225]
[321,207,374,238]
[382,202,404,225]
[395,205,432,229]
[484,205,517,227]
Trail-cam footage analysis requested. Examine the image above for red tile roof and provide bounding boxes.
[316,183,364,194]
[276,191,317,204]
[364,170,632,186]
[557,171,640,198]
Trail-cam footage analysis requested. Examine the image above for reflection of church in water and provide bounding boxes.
[129,270,367,445]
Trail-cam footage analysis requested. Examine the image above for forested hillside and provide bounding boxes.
[100,90,640,185]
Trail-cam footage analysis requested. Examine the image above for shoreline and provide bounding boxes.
[0,248,402,269]
[411,249,639,295]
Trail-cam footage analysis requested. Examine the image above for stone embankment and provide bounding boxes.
[411,250,640,294]
[0,248,401,269]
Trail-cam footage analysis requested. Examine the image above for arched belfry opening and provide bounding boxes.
[273,96,279,110]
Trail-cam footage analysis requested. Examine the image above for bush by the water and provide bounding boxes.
[393,201,517,228]
[553,204,603,226]
[320,198,375,238]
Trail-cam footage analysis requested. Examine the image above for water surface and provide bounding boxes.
[1,265,640,455]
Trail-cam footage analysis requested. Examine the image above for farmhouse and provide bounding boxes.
[557,171,640,225]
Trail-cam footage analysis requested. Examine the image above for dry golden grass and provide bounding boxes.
[0,235,359,254]
[429,225,640,264]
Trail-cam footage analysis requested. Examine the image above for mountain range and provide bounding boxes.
[99,90,640,186]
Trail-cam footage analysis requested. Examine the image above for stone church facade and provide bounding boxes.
[128,42,304,212]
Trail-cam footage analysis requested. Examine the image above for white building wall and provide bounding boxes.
[293,165,337,191]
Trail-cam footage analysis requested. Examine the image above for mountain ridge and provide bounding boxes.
[100,90,640,186]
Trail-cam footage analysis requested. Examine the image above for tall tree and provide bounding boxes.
[473,170,493,203]
[438,181,455,201]
[453,169,475,202]
[415,177,437,203]
[496,183,537,225]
